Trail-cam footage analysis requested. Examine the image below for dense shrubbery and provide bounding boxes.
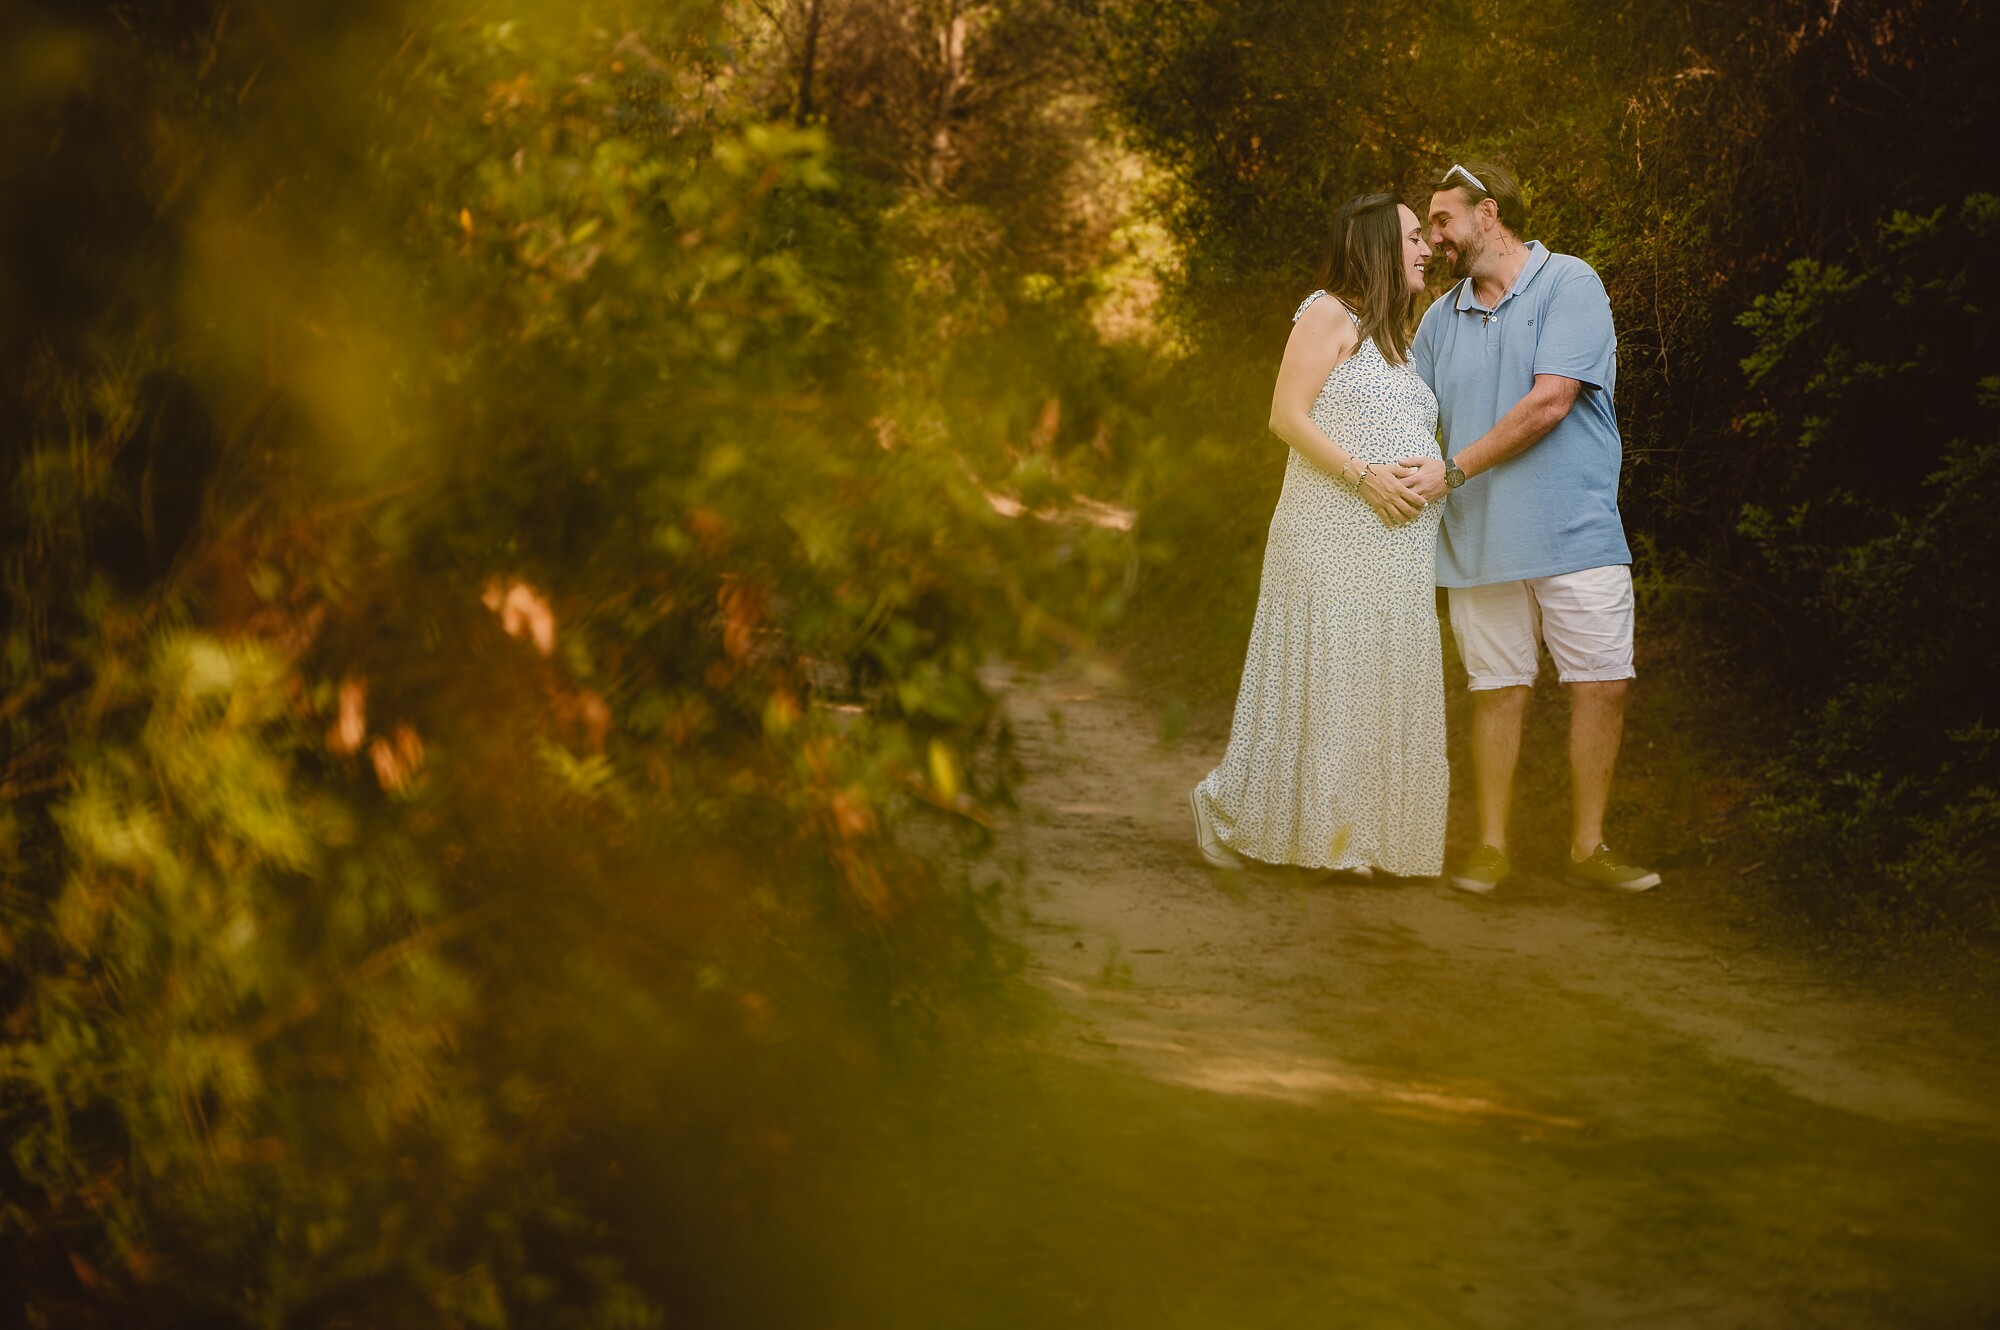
[0,0,1140,1321]
[1734,196,2000,928]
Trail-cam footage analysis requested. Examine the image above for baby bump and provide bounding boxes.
[1265,483,1442,592]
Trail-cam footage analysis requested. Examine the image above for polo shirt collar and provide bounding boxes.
[1452,240,1551,312]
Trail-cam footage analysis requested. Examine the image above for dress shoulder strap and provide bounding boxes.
[1292,289,1362,327]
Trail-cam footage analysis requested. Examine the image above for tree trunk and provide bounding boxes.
[927,2,967,191]
[795,0,822,126]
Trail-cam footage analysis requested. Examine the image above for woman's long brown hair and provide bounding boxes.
[1313,193,1415,366]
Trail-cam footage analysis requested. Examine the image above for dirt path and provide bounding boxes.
[889,670,2000,1329]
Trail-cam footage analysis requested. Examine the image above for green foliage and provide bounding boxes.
[1,0,1142,1322]
[1085,0,1944,573]
[1732,197,2000,929]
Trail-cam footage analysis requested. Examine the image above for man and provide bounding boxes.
[1397,161,1660,894]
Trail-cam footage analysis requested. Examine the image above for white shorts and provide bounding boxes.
[1447,564,1636,690]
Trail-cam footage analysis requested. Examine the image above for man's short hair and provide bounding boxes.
[1437,160,1525,235]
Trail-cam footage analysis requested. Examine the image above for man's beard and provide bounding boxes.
[1445,232,1483,281]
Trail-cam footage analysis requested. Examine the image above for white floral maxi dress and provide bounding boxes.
[1193,292,1448,875]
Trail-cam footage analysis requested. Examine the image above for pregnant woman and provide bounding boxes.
[1189,193,1448,878]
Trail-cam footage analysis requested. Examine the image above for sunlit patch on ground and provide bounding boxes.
[1158,1052,1584,1131]
[1042,976,1581,1130]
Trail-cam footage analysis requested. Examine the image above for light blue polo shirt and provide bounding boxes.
[1411,241,1633,588]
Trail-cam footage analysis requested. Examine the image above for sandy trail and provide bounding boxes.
[946,668,2000,1328]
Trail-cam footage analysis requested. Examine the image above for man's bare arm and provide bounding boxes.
[1397,373,1586,499]
[1454,373,1584,477]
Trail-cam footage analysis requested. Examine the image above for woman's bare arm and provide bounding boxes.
[1268,297,1361,474]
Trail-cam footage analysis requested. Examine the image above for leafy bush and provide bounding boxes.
[1733,196,2000,929]
[0,0,1136,1322]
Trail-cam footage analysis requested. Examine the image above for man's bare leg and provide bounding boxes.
[1471,685,1529,851]
[1567,679,1629,860]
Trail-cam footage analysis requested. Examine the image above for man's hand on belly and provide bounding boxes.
[1394,456,1449,503]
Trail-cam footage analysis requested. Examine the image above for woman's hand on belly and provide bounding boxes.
[1358,463,1428,529]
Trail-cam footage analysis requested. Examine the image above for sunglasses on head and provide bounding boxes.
[1439,163,1488,194]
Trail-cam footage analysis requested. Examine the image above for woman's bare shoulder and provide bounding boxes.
[1290,291,1358,348]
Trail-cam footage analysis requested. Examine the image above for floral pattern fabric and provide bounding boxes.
[1194,291,1449,874]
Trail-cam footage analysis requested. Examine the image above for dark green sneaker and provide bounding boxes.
[1565,844,1661,892]
[1448,845,1510,894]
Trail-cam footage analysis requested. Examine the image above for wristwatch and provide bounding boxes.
[1444,457,1467,489]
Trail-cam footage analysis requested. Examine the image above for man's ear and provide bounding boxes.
[1478,196,1500,229]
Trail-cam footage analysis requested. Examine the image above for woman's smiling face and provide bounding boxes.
[1399,203,1432,292]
